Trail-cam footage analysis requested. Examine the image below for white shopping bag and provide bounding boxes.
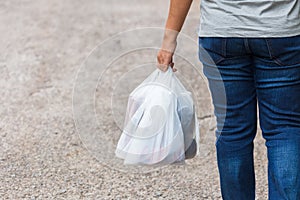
[115,67,200,165]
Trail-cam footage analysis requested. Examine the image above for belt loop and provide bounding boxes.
[244,38,251,54]
[265,38,273,59]
[222,38,227,57]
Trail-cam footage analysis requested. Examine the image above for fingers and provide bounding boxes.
[156,49,177,72]
[156,63,169,72]
[156,62,177,72]
[156,63,177,72]
[156,49,171,72]
[169,62,177,72]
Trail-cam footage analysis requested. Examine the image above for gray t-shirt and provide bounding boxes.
[198,0,300,37]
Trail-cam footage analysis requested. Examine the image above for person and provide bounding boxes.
[156,0,300,199]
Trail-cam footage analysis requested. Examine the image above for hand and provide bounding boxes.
[156,0,193,72]
[157,34,177,72]
[156,49,176,72]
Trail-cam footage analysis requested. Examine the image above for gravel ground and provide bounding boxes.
[0,0,268,199]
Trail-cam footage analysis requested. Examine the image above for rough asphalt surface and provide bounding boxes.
[0,0,268,199]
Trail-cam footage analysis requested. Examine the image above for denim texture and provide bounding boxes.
[198,35,300,200]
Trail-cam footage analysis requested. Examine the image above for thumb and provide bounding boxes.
[169,62,177,72]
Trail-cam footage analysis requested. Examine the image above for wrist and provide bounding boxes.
[163,28,179,43]
[161,30,178,53]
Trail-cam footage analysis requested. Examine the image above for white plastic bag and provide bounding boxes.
[115,67,200,165]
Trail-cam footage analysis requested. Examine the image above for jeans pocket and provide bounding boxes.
[265,34,300,67]
[198,37,227,65]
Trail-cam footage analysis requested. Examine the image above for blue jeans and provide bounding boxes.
[198,35,300,200]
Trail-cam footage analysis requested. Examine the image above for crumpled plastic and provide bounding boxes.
[115,67,200,165]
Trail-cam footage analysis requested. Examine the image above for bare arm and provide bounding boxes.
[157,0,193,72]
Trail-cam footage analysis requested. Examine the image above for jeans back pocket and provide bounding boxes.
[198,37,226,65]
[265,35,300,67]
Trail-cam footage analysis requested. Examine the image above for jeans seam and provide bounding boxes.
[199,37,226,65]
[222,38,227,57]
[244,38,252,54]
[215,133,222,147]
[265,38,296,67]
[215,57,225,65]
[265,38,274,59]
[213,38,226,65]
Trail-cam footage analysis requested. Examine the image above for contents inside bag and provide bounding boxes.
[115,67,200,165]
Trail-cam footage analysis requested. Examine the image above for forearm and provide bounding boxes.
[164,0,193,42]
[157,0,192,71]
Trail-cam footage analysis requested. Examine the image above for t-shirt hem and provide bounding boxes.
[198,29,300,38]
